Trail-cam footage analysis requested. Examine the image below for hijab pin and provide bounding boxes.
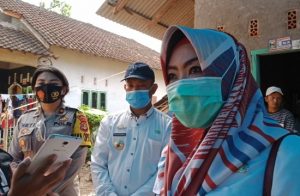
[237,164,249,173]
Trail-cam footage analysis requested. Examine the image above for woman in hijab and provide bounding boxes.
[153,26,300,195]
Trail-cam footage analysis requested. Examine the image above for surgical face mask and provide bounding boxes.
[167,77,224,128]
[126,90,151,109]
[35,84,63,103]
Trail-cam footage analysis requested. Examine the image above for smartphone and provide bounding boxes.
[26,134,82,174]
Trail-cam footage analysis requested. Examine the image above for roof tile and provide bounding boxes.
[0,0,160,69]
[0,24,50,55]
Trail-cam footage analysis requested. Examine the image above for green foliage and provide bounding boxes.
[79,105,106,162]
[27,86,32,94]
[39,1,46,8]
[22,87,27,94]
[39,0,72,17]
[60,3,71,17]
[80,105,105,133]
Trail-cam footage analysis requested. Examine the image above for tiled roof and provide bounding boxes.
[0,24,50,55]
[0,0,160,69]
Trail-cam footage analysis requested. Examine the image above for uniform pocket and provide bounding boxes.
[146,128,163,163]
[148,128,163,142]
[146,138,162,164]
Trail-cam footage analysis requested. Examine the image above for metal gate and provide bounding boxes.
[0,101,37,151]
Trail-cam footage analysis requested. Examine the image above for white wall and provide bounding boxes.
[51,46,166,113]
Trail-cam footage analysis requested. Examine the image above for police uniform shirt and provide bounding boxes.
[8,104,91,196]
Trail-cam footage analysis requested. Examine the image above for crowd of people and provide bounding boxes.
[0,94,35,118]
[1,25,300,196]
[0,94,36,148]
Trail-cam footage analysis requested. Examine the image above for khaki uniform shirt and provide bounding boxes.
[9,104,91,196]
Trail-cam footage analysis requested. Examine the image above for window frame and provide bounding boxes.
[81,90,90,106]
[81,90,106,110]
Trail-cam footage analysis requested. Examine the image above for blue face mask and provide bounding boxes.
[126,90,151,109]
[167,77,224,128]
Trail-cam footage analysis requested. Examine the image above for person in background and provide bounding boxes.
[91,62,171,196]
[0,95,3,143]
[292,99,300,133]
[153,25,300,195]
[0,95,3,113]
[8,66,91,196]
[19,95,27,113]
[10,95,21,120]
[265,86,295,131]
[27,95,36,110]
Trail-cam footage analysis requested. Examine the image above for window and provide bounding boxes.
[82,91,89,106]
[91,92,98,108]
[288,10,297,30]
[100,92,106,110]
[81,90,106,110]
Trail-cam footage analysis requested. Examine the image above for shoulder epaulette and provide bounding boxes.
[65,106,78,112]
[23,107,38,114]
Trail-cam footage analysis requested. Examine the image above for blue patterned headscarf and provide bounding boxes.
[156,26,288,195]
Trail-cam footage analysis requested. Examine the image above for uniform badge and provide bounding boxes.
[58,108,65,114]
[154,130,161,134]
[80,123,88,132]
[60,115,69,122]
[238,164,249,173]
[114,140,125,150]
[76,113,89,132]
[51,91,60,100]
[35,129,44,141]
[19,128,31,137]
[18,139,26,149]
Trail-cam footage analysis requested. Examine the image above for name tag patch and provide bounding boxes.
[113,133,126,137]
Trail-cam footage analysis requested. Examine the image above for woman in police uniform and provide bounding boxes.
[8,66,91,196]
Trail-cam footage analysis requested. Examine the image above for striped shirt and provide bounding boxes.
[269,108,295,131]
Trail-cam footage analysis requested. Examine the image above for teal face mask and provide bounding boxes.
[126,90,151,109]
[167,77,224,128]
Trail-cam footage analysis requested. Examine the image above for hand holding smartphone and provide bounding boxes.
[26,134,82,174]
